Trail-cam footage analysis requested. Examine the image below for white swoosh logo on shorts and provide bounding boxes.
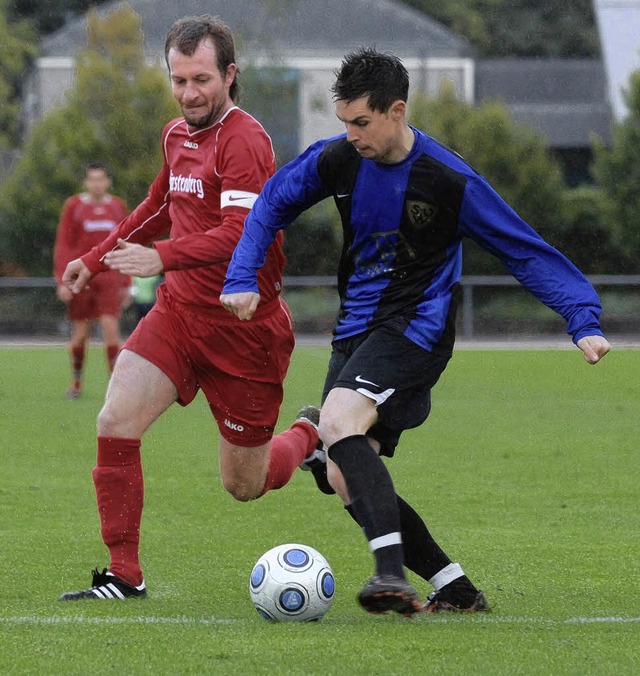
[355,375,379,387]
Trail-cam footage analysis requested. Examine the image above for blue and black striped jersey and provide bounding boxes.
[223,127,603,353]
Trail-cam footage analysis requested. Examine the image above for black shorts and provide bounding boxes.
[321,325,451,457]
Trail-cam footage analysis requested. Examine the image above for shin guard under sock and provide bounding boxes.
[329,435,404,578]
[345,495,454,582]
[260,422,319,495]
[93,436,144,586]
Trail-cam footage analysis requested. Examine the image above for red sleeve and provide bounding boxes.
[154,124,275,270]
[53,196,80,282]
[81,164,173,276]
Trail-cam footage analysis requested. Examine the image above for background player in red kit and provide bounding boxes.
[53,162,130,398]
[59,15,321,600]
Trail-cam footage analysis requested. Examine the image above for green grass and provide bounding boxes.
[1,344,638,675]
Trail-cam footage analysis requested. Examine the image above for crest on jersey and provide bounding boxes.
[405,200,438,229]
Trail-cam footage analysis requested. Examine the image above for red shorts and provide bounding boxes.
[67,271,126,321]
[124,285,295,447]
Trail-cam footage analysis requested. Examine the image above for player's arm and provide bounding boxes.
[82,166,172,277]
[459,177,609,362]
[151,130,274,271]
[54,198,80,300]
[221,143,331,319]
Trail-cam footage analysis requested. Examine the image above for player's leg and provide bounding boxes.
[60,349,178,600]
[329,453,487,613]
[204,302,318,501]
[61,295,193,600]
[320,387,422,615]
[322,330,488,613]
[97,313,121,373]
[211,379,319,502]
[93,272,125,374]
[217,417,318,502]
[95,350,177,582]
[67,319,90,398]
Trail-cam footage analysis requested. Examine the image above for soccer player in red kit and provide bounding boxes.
[59,16,321,600]
[53,162,130,398]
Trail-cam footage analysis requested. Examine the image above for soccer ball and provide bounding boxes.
[249,543,335,621]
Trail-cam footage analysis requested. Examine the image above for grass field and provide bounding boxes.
[1,343,638,675]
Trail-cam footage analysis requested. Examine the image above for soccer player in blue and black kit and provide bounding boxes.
[221,48,610,617]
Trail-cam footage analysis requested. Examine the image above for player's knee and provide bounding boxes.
[96,402,129,437]
[221,474,262,502]
[318,412,351,448]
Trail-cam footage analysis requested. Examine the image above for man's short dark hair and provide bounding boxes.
[164,15,239,102]
[83,161,110,178]
[331,47,409,113]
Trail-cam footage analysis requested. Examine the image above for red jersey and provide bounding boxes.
[81,107,283,318]
[53,193,129,283]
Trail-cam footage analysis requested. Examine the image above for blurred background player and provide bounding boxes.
[53,162,130,398]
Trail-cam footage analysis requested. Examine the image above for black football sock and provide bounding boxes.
[328,435,404,579]
[345,494,455,582]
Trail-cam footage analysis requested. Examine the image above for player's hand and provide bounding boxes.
[56,284,73,303]
[62,258,92,294]
[219,291,261,321]
[104,239,164,277]
[576,335,611,364]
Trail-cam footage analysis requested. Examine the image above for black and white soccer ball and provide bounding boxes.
[249,543,335,621]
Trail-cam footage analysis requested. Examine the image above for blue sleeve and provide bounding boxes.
[459,176,603,343]
[222,141,331,294]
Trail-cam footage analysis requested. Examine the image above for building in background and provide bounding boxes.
[23,0,473,161]
[22,0,619,182]
[594,0,640,121]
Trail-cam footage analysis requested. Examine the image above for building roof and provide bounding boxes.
[41,0,473,61]
[475,59,612,147]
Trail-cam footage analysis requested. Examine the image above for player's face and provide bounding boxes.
[335,96,408,164]
[83,169,111,200]
[169,38,237,128]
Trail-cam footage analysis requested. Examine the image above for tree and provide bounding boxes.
[0,2,37,148]
[0,4,178,275]
[399,0,598,58]
[8,0,111,35]
[409,86,568,273]
[593,69,640,273]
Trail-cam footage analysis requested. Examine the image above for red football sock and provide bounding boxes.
[105,343,120,373]
[260,422,318,495]
[92,436,144,586]
[71,345,85,385]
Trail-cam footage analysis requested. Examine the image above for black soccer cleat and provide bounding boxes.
[297,405,336,495]
[358,574,423,617]
[59,568,147,600]
[424,589,489,613]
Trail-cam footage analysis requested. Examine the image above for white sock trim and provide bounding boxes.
[429,562,464,590]
[369,532,402,552]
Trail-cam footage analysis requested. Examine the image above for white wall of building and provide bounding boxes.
[594,0,640,120]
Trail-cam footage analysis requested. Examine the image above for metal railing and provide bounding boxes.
[1,275,638,338]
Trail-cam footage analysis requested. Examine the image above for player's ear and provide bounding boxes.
[389,99,407,121]
[225,63,237,89]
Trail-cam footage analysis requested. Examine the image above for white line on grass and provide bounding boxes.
[0,615,237,626]
[1,615,640,626]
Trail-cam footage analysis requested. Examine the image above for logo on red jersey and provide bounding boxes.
[183,140,199,149]
[169,170,204,199]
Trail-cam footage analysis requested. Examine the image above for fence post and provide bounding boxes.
[462,280,474,339]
